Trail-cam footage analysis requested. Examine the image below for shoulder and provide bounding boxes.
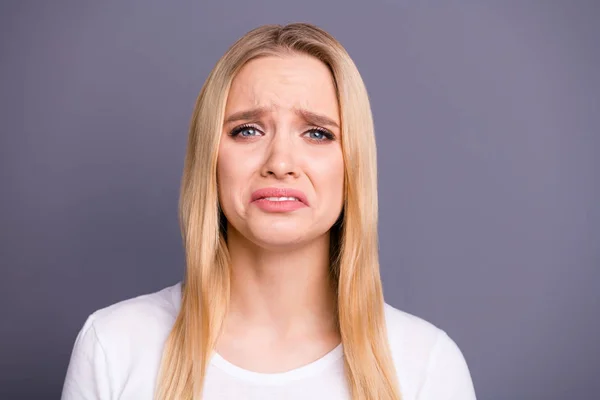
[62,282,183,399]
[382,303,442,381]
[383,303,476,400]
[75,281,182,357]
[87,281,182,343]
[383,303,441,352]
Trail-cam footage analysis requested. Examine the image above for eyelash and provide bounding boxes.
[229,124,335,142]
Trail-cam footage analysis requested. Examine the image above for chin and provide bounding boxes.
[226,214,332,251]
[247,225,308,250]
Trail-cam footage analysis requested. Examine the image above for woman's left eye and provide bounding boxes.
[305,129,334,141]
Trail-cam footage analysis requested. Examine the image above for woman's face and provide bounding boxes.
[217,53,344,250]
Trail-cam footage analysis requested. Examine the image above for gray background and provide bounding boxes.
[1,1,598,399]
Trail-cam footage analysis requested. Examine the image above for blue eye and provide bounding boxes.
[309,131,325,139]
[230,125,261,137]
[240,128,258,137]
[305,128,334,141]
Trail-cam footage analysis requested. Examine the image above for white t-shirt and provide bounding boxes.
[61,282,476,400]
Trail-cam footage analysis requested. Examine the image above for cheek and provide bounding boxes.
[217,143,259,211]
[313,149,345,204]
[217,145,240,211]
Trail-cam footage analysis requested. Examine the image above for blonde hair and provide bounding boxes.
[155,23,402,400]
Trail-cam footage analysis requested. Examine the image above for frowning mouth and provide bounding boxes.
[250,187,309,212]
[260,196,301,201]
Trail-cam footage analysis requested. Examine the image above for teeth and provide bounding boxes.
[263,197,299,201]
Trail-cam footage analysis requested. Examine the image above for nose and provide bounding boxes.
[260,132,300,179]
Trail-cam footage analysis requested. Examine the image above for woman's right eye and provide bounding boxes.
[230,125,261,137]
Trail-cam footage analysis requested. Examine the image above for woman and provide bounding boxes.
[62,23,476,400]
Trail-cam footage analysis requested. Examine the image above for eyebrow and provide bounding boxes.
[295,108,340,129]
[224,106,340,129]
[224,107,268,124]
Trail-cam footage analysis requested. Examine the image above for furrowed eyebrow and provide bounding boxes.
[223,106,340,129]
[295,108,339,129]
[224,107,269,124]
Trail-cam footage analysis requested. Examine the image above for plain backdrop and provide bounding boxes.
[1,1,598,399]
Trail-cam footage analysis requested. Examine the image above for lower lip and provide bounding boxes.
[252,199,307,212]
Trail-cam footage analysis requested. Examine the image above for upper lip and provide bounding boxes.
[251,187,309,205]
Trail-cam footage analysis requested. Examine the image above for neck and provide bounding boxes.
[224,226,338,340]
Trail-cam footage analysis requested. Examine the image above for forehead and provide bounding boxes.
[225,54,339,118]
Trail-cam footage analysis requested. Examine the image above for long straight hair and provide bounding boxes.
[155,23,402,400]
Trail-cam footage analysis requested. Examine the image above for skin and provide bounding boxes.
[215,53,344,373]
